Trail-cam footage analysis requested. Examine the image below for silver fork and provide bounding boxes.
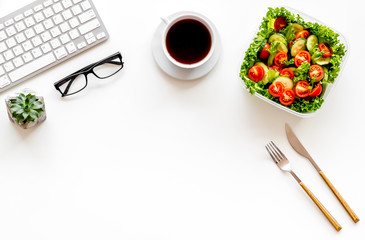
[265,141,342,231]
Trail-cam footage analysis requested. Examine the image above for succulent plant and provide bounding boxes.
[9,93,44,123]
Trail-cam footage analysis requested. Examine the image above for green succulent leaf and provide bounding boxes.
[9,93,44,123]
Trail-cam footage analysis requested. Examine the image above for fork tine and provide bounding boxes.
[265,145,278,164]
[267,142,281,162]
[270,141,286,160]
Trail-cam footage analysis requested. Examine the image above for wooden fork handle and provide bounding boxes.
[299,182,342,231]
[319,171,360,223]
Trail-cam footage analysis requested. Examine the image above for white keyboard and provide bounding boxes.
[0,0,109,93]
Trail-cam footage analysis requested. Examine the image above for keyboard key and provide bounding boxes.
[41,31,52,42]
[24,17,36,27]
[9,52,56,82]
[69,17,80,28]
[86,36,96,44]
[62,0,73,8]
[41,42,52,53]
[71,5,82,15]
[50,26,61,37]
[53,2,63,13]
[22,52,33,63]
[15,33,27,43]
[31,36,43,47]
[31,47,42,58]
[22,40,33,51]
[65,42,76,53]
[24,9,34,17]
[34,12,45,23]
[43,7,54,18]
[43,19,54,29]
[5,19,15,27]
[34,23,45,34]
[15,21,26,32]
[4,50,15,61]
[44,0,53,7]
[50,38,61,48]
[0,55,5,64]
[96,32,105,39]
[6,37,17,48]
[69,29,79,39]
[54,46,67,59]
[60,22,70,32]
[5,26,17,37]
[0,66,5,75]
[13,45,24,56]
[0,75,11,88]
[0,42,7,53]
[53,14,63,25]
[73,0,82,3]
[14,14,24,22]
[78,18,100,34]
[4,61,15,72]
[24,28,36,38]
[0,31,7,41]
[60,34,70,44]
[13,57,24,67]
[34,4,44,12]
[78,9,95,23]
[77,41,86,49]
[62,9,73,20]
[81,1,91,10]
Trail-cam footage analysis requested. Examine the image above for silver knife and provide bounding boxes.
[285,123,359,223]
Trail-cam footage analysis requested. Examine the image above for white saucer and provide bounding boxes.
[152,11,221,80]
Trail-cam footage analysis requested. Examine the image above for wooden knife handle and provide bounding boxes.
[299,182,342,231]
[319,170,360,223]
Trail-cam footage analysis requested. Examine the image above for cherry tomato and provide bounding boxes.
[279,68,294,80]
[318,43,333,57]
[309,83,322,97]
[294,80,311,98]
[295,30,310,40]
[274,52,287,67]
[248,65,265,82]
[309,64,324,81]
[274,17,287,32]
[269,65,282,72]
[280,89,295,106]
[269,82,285,97]
[294,50,311,67]
[259,43,271,59]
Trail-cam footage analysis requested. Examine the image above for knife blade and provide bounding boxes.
[285,123,321,171]
[285,123,359,223]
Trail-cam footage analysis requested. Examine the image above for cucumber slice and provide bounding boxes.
[268,53,274,66]
[255,62,269,85]
[306,35,318,52]
[322,66,329,82]
[268,33,287,45]
[290,38,306,57]
[273,76,294,89]
[292,23,304,33]
[274,41,288,53]
[313,56,330,65]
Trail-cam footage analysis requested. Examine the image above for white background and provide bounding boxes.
[0,0,363,239]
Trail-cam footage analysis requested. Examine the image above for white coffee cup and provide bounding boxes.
[161,12,216,69]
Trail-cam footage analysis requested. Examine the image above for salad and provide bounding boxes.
[240,7,346,113]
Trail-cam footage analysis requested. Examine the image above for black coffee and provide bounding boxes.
[166,19,212,64]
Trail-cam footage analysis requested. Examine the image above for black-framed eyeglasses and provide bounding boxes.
[54,52,124,97]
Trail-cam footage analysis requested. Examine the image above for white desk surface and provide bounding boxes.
[0,0,363,239]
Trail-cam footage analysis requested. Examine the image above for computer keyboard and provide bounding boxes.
[0,0,109,93]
